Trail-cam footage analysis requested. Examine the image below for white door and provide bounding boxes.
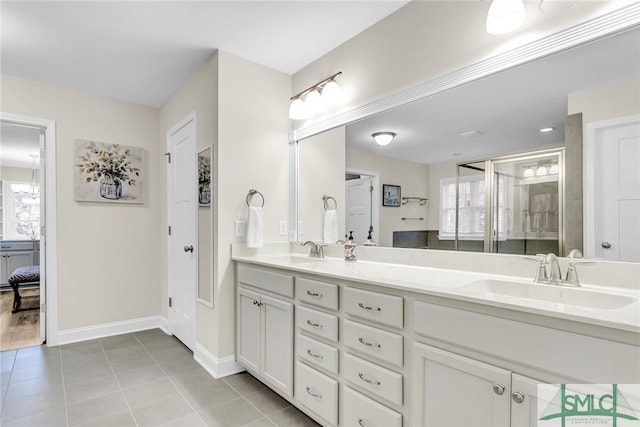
[167,114,197,350]
[38,129,46,342]
[593,117,640,261]
[346,176,372,244]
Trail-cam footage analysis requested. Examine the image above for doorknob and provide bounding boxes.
[183,245,194,253]
[601,242,612,249]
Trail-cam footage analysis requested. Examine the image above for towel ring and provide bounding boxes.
[246,189,264,207]
[323,195,337,211]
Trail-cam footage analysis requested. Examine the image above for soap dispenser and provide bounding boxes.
[363,228,376,247]
[344,231,357,261]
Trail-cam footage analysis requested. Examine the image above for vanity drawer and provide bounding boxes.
[296,333,339,374]
[295,361,338,425]
[344,287,403,329]
[343,386,402,427]
[237,264,293,297]
[296,306,339,342]
[343,353,403,406]
[344,320,403,367]
[296,277,339,311]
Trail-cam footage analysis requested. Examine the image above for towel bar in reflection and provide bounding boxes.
[246,189,265,207]
[323,195,337,211]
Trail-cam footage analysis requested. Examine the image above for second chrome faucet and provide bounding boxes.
[527,250,593,287]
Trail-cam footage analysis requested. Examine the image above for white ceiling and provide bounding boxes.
[346,28,640,165]
[0,1,409,107]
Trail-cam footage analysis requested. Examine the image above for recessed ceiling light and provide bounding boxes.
[539,127,555,133]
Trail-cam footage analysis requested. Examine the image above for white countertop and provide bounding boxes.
[232,252,640,334]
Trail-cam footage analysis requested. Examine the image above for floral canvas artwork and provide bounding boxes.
[74,139,144,203]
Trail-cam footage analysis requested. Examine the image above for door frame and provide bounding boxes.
[584,114,640,258]
[166,111,198,350]
[1,112,58,346]
[345,168,380,244]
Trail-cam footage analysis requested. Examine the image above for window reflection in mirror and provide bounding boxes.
[197,146,213,306]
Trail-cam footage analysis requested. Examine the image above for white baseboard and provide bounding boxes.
[194,343,244,379]
[53,315,168,346]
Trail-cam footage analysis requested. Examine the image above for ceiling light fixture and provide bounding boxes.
[289,71,342,120]
[539,127,555,133]
[486,0,526,35]
[372,132,396,146]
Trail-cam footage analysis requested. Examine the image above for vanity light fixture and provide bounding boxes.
[486,0,526,35]
[372,132,396,146]
[536,164,548,176]
[523,166,535,178]
[549,163,559,174]
[289,71,343,119]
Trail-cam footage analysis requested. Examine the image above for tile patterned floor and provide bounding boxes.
[0,329,319,427]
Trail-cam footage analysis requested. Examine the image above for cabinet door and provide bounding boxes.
[3,251,36,282]
[262,294,294,397]
[511,374,544,427]
[237,287,262,373]
[412,342,511,427]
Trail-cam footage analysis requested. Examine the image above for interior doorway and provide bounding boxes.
[345,169,380,245]
[0,116,55,350]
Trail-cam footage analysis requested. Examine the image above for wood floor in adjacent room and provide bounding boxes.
[0,288,41,352]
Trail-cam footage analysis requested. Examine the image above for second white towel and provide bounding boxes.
[247,206,263,248]
[323,209,339,244]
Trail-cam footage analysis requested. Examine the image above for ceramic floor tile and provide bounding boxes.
[122,377,182,409]
[159,412,207,427]
[224,372,269,396]
[98,333,140,350]
[129,394,194,427]
[0,405,67,427]
[168,367,220,392]
[115,365,167,390]
[66,390,129,426]
[1,388,66,422]
[65,374,121,405]
[267,406,321,427]
[134,328,172,344]
[243,417,278,427]
[77,409,137,427]
[198,397,263,427]
[7,363,62,384]
[141,336,187,353]
[108,353,157,373]
[243,387,291,416]
[3,375,64,400]
[179,381,241,412]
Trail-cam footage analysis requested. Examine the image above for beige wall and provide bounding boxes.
[346,148,429,247]
[0,166,32,182]
[292,1,631,125]
[298,127,346,243]
[216,51,291,357]
[568,78,640,127]
[1,74,161,330]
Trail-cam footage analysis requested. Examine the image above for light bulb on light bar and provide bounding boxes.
[321,80,342,105]
[305,90,324,114]
[372,132,396,146]
[288,98,308,120]
[486,0,526,35]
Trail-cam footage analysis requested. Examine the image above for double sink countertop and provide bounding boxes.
[232,246,640,336]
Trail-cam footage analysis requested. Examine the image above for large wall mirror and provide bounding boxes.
[197,146,213,306]
[294,23,639,259]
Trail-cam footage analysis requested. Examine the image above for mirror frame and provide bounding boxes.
[288,4,639,243]
[197,145,213,307]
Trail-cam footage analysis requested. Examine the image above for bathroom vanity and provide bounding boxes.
[233,244,639,427]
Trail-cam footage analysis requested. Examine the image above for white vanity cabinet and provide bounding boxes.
[237,265,294,397]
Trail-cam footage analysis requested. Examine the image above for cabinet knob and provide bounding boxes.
[601,241,611,249]
[493,384,506,395]
[512,391,525,404]
[183,245,194,253]
[357,419,367,427]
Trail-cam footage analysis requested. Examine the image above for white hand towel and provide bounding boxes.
[323,209,339,244]
[247,206,264,248]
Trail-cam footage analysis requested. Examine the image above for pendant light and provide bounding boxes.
[486,0,526,35]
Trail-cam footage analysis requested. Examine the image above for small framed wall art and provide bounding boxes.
[383,184,401,207]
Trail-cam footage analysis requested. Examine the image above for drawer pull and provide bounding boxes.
[358,419,367,427]
[358,372,381,386]
[252,300,263,307]
[306,320,323,328]
[358,337,381,348]
[306,387,322,399]
[306,290,323,298]
[306,349,324,359]
[358,302,381,311]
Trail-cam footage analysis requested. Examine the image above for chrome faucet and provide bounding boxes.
[525,250,593,287]
[301,241,326,258]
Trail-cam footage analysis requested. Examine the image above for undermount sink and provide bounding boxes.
[463,279,636,310]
